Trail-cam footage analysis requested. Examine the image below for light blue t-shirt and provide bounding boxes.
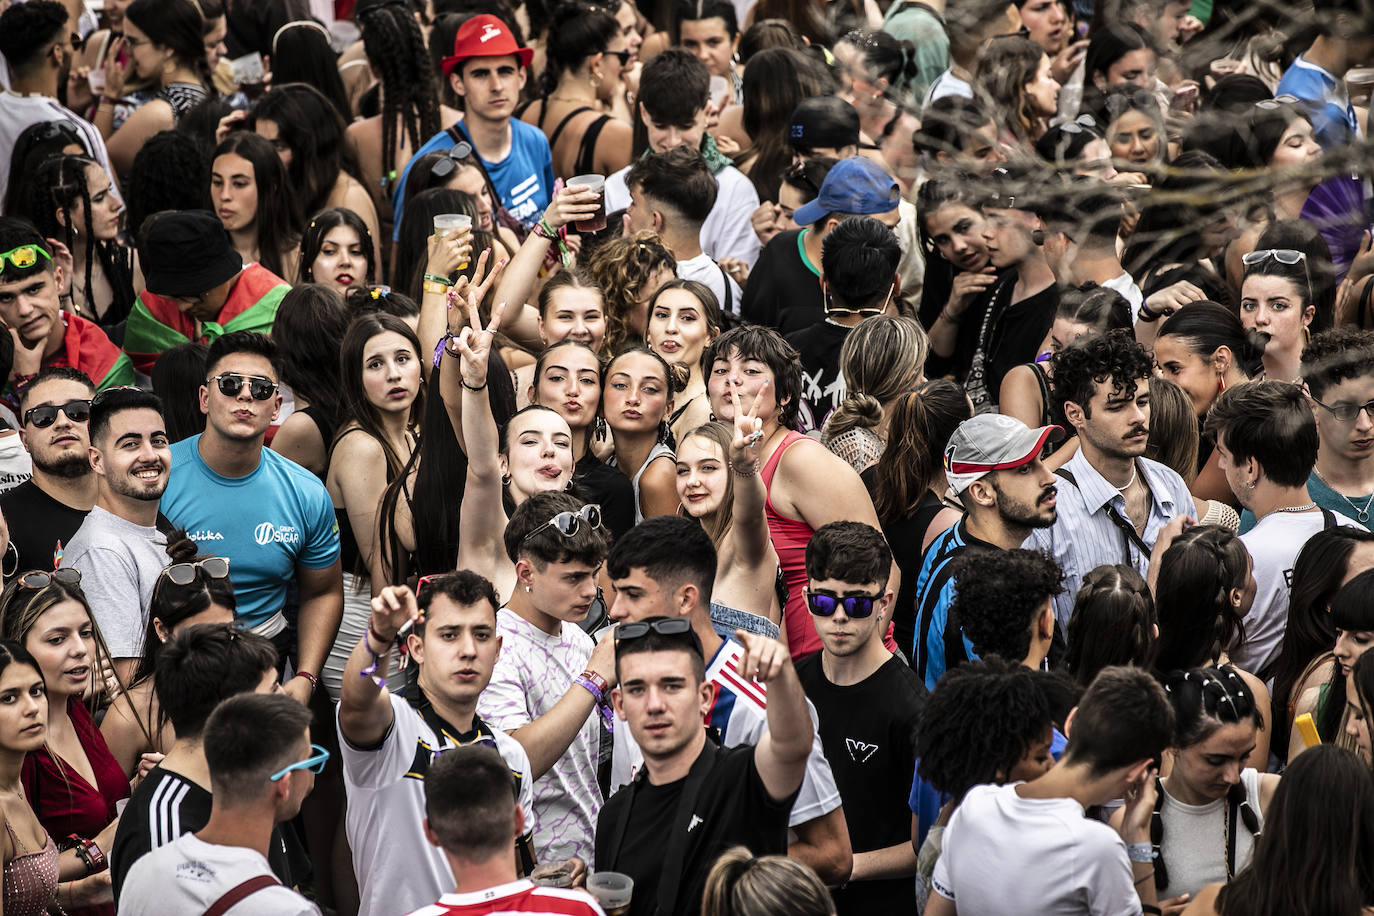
[391,118,555,240]
[1275,55,1361,150]
[161,435,340,628]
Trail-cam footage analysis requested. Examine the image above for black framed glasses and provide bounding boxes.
[1311,397,1374,424]
[23,399,91,429]
[18,568,82,590]
[522,504,603,544]
[602,48,632,65]
[161,557,231,586]
[212,374,278,400]
[27,120,81,145]
[429,141,475,180]
[805,588,884,618]
[614,616,693,644]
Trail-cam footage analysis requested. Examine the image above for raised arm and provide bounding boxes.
[727,379,771,571]
[491,184,600,329]
[339,585,421,748]
[453,278,513,576]
[734,631,810,802]
[417,232,473,386]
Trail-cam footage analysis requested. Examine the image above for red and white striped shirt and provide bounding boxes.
[404,880,605,916]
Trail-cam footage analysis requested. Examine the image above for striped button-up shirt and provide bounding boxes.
[1026,450,1195,631]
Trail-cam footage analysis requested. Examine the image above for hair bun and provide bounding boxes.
[164,528,200,564]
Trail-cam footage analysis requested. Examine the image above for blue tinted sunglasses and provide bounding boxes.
[805,589,884,619]
[269,744,330,781]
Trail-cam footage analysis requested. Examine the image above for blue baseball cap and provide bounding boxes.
[793,156,900,227]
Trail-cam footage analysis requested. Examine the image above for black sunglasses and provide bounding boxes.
[429,141,475,180]
[28,119,82,145]
[522,504,602,544]
[615,616,697,646]
[602,48,631,65]
[806,588,884,618]
[23,399,91,428]
[212,374,278,400]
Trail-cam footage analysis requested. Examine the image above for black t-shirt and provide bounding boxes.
[0,480,88,572]
[929,271,1058,398]
[739,230,824,336]
[859,476,949,661]
[575,451,636,541]
[795,654,926,915]
[785,321,852,435]
[595,740,796,916]
[110,766,294,902]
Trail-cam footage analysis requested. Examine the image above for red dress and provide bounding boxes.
[21,698,130,916]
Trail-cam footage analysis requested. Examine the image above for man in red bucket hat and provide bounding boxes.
[389,12,555,234]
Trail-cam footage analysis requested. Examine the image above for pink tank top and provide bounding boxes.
[762,431,898,659]
[3,822,58,916]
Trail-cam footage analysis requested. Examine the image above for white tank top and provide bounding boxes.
[1159,768,1264,900]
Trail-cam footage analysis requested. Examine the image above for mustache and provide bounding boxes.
[1127,424,1148,438]
[1038,485,1057,504]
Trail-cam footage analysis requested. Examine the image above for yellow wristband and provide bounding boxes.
[423,280,450,295]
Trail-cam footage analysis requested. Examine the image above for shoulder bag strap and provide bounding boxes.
[203,874,280,916]
[655,741,723,916]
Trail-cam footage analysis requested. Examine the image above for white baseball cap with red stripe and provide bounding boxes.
[943,414,1063,495]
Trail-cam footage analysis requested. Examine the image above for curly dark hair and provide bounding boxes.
[700,325,803,431]
[1051,328,1152,417]
[125,131,212,239]
[949,548,1063,663]
[917,657,1057,802]
[1301,327,1374,402]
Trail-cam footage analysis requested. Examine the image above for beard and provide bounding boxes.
[993,481,1058,529]
[33,451,91,479]
[108,474,167,502]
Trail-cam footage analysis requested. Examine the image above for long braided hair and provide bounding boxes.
[22,155,135,327]
[1153,666,1264,892]
[357,0,443,194]
[1152,525,1251,677]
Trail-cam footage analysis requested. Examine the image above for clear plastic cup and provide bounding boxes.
[587,872,633,916]
[567,175,607,233]
[434,214,473,268]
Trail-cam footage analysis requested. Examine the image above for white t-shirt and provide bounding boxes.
[62,505,168,657]
[677,253,742,315]
[339,693,536,916]
[606,161,763,268]
[0,91,119,207]
[931,783,1140,916]
[477,609,601,864]
[922,70,974,111]
[1235,507,1356,674]
[117,833,320,916]
[0,432,32,493]
[610,637,842,828]
[1101,272,1144,314]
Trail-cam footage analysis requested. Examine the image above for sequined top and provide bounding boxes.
[3,820,59,916]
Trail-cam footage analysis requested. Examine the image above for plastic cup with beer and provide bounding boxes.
[567,175,607,233]
[433,213,473,269]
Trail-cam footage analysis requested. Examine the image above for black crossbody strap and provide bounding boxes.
[1054,468,1152,564]
[655,741,722,915]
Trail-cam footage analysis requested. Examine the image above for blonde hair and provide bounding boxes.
[700,847,834,916]
[681,423,736,545]
[823,315,929,443]
[1145,375,1200,483]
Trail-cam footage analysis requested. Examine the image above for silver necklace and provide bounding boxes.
[1272,503,1318,514]
[1312,467,1373,523]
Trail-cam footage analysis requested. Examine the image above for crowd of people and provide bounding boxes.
[3,0,1374,910]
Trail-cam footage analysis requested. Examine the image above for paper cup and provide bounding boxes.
[567,175,607,233]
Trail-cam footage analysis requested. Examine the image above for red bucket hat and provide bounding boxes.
[441,14,533,76]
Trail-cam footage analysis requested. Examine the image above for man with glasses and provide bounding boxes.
[794,522,926,916]
[118,693,323,915]
[595,613,811,916]
[61,387,171,683]
[161,331,341,708]
[110,623,286,901]
[0,218,134,394]
[0,365,97,570]
[0,1,118,208]
[124,210,290,376]
[741,157,902,337]
[338,571,535,916]
[476,492,615,867]
[605,515,853,887]
[1299,329,1374,532]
